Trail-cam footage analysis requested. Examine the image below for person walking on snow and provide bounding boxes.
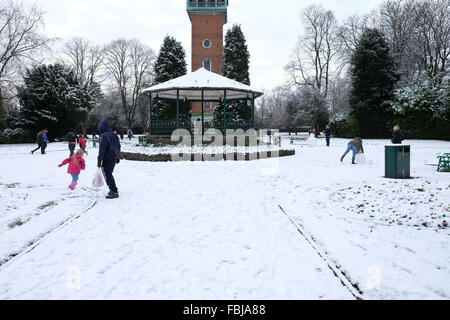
[97,119,121,199]
[391,125,405,144]
[127,128,133,140]
[325,124,331,147]
[58,149,86,190]
[340,137,364,164]
[31,128,48,154]
[66,130,78,157]
[78,136,88,155]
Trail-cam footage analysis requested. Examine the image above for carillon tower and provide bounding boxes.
[187,0,228,117]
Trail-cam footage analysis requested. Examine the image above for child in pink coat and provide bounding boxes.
[58,149,86,190]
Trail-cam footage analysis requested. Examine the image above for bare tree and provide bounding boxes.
[375,0,420,83]
[338,14,367,64]
[102,39,155,129]
[61,38,104,135]
[0,0,51,129]
[255,86,290,129]
[412,0,450,81]
[328,74,351,115]
[62,38,104,87]
[286,4,342,99]
[370,0,450,83]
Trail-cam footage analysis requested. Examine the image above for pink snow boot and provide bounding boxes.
[69,181,77,190]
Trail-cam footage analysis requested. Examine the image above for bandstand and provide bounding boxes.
[142,68,264,136]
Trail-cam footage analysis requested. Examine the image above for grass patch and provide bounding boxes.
[5,183,20,188]
[8,219,26,229]
[37,201,58,211]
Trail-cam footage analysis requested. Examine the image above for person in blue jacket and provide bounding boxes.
[97,119,121,199]
[31,128,48,154]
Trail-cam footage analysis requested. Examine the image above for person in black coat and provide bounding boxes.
[325,124,331,147]
[97,119,121,199]
[66,130,78,157]
[391,125,405,144]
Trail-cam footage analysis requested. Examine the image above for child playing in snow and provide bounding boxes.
[58,149,86,190]
[78,136,88,155]
[340,137,364,164]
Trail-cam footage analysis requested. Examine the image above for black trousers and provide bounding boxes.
[102,159,118,193]
[69,143,75,156]
[31,143,41,153]
[41,142,47,154]
[326,137,330,147]
[32,142,47,154]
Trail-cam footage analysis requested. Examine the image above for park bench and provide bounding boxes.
[437,153,450,172]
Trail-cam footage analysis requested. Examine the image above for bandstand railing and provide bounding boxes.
[150,120,192,136]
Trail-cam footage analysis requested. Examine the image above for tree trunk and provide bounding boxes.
[0,89,8,129]
[82,120,87,137]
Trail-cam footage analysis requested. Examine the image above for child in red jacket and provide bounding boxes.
[58,149,86,190]
[78,136,88,155]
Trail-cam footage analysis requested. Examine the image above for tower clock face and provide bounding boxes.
[203,39,211,48]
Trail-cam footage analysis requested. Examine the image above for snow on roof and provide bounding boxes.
[142,67,264,101]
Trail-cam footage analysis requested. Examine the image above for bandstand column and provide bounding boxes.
[149,93,152,135]
[252,93,255,129]
[223,90,227,134]
[176,90,180,129]
[201,90,205,136]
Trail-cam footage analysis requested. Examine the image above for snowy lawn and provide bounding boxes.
[0,137,448,299]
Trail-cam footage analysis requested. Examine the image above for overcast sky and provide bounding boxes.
[25,0,383,91]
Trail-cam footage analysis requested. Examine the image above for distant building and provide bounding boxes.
[187,0,229,120]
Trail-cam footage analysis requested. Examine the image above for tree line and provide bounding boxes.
[1,0,448,142]
[0,0,161,141]
[257,0,449,140]
[0,0,252,143]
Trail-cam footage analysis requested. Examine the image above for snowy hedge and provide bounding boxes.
[329,112,358,138]
[390,80,450,140]
[0,128,31,144]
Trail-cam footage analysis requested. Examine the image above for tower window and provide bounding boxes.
[203,39,211,48]
[203,59,211,71]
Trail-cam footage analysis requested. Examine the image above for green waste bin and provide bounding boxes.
[138,136,147,145]
[385,145,410,179]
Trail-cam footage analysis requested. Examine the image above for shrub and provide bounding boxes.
[391,79,450,140]
[330,113,358,138]
[0,128,32,144]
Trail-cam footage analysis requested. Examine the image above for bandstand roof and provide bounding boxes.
[142,67,264,101]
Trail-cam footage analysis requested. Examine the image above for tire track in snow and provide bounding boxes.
[278,204,364,300]
[0,199,98,271]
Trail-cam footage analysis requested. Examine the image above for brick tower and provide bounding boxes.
[187,0,228,118]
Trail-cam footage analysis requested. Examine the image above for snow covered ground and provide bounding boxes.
[0,137,449,299]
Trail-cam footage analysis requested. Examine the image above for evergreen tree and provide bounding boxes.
[18,64,100,139]
[350,28,399,138]
[154,36,187,84]
[153,36,190,122]
[214,24,251,122]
